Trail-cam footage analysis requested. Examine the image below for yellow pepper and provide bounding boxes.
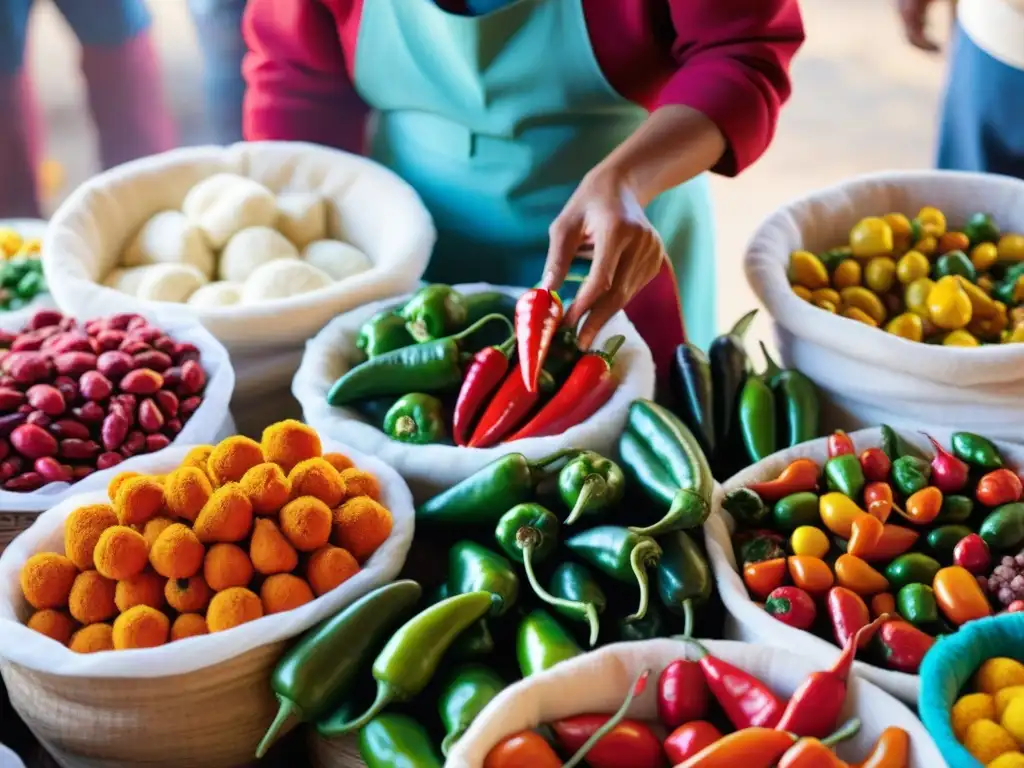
[850,216,894,258]
[885,312,923,342]
[865,256,897,293]
[998,234,1024,262]
[917,206,947,237]
[791,285,812,301]
[1003,698,1024,748]
[928,275,974,330]
[934,565,992,626]
[810,287,841,306]
[964,719,1018,765]
[814,299,838,314]
[840,286,887,325]
[833,259,862,289]
[957,275,999,319]
[788,250,829,289]
[819,493,870,538]
[977,658,1024,695]
[972,242,999,272]
[842,306,878,327]
[1006,326,1024,344]
[953,693,996,740]
[790,525,829,559]
[0,228,23,257]
[996,687,1024,719]
[979,274,996,294]
[988,752,1024,768]
[884,212,913,252]
[916,235,938,256]
[834,553,889,595]
[904,277,935,316]
[944,329,980,347]
[896,250,930,285]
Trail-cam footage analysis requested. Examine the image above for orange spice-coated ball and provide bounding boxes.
[260,573,314,615]
[149,523,204,579]
[207,436,264,485]
[68,570,117,624]
[288,458,344,507]
[93,526,149,581]
[182,445,214,479]
[249,518,298,575]
[280,496,332,552]
[114,571,165,612]
[27,609,78,645]
[331,497,393,563]
[64,504,118,571]
[204,543,254,592]
[165,575,211,613]
[338,468,381,502]
[239,462,291,516]
[69,623,114,653]
[114,477,165,526]
[306,545,360,596]
[113,605,169,650]
[163,467,213,523]
[322,452,354,473]
[261,419,321,473]
[20,552,78,609]
[141,516,175,549]
[207,587,264,633]
[193,483,253,543]
[107,470,140,503]
[170,613,209,641]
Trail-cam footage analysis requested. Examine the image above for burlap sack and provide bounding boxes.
[0,441,414,768]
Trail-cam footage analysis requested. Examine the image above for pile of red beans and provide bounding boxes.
[0,310,207,492]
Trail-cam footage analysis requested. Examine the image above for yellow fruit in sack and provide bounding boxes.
[842,306,878,327]
[886,312,924,342]
[970,301,1008,341]
[988,752,1024,768]
[791,526,830,559]
[0,228,22,257]
[917,206,948,237]
[928,275,973,330]
[973,242,999,272]
[1006,326,1024,344]
[788,250,829,290]
[815,299,838,314]
[850,217,894,258]
[998,234,1024,262]
[865,256,897,293]
[917,235,938,256]
[840,286,886,325]
[996,687,1024,720]
[833,259,862,290]
[884,212,913,251]
[966,719,1019,765]
[811,288,841,306]
[958,276,1000,319]
[905,277,935,317]
[979,274,996,295]
[978,658,1024,695]
[954,693,997,740]
[944,329,980,347]
[896,251,930,285]
[792,285,812,301]
[1004,698,1024,748]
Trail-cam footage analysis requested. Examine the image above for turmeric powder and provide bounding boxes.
[249,518,298,575]
[163,467,213,522]
[239,462,291,515]
[207,436,264,485]
[64,504,117,570]
[114,476,165,526]
[114,571,165,612]
[141,516,175,549]
[165,575,211,613]
[93,526,149,580]
[68,570,117,624]
[207,587,263,633]
[170,613,209,641]
[107,470,140,503]
[338,468,381,502]
[203,543,254,591]
[112,605,169,649]
[260,573,314,614]
[20,552,78,609]
[288,458,345,507]
[261,419,322,473]
[149,523,204,579]
[27,609,77,645]
[280,496,332,552]
[331,496,393,562]
[182,445,214,479]
[69,623,114,653]
[322,452,354,473]
[193,483,253,543]
[307,545,360,596]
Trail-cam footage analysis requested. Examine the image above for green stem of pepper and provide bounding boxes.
[626,540,659,622]
[562,668,651,768]
[564,474,605,526]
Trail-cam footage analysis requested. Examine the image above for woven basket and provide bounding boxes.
[306,728,363,768]
[0,512,38,556]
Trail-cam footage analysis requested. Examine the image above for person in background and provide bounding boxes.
[0,0,177,218]
[899,0,1024,178]
[187,0,247,144]
[243,0,804,363]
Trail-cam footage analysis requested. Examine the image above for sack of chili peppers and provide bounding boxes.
[0,437,414,768]
[292,282,656,501]
[745,170,1024,441]
[446,638,942,767]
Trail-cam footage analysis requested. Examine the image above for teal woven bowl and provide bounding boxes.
[919,613,1024,768]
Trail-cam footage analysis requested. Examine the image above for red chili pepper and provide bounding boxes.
[468,367,553,448]
[976,468,1024,507]
[664,721,722,764]
[452,337,516,446]
[657,658,708,729]
[827,431,855,458]
[683,639,785,729]
[863,482,895,523]
[516,288,562,393]
[925,434,969,493]
[765,586,817,631]
[874,619,934,673]
[775,616,886,738]
[954,533,991,575]
[505,335,624,442]
[746,459,821,502]
[826,587,870,650]
[858,448,891,483]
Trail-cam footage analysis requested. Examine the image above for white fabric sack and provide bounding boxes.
[745,170,1024,441]
[447,638,944,768]
[0,438,414,676]
[0,303,235,522]
[292,283,656,501]
[706,425,1024,704]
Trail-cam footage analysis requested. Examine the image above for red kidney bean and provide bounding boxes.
[119,340,151,356]
[53,376,79,405]
[100,411,129,451]
[16,404,31,414]
[138,399,164,433]
[129,326,163,344]
[125,315,149,331]
[0,440,8,461]
[26,384,65,416]
[0,330,16,346]
[45,333,92,355]
[163,367,183,389]
[28,310,63,330]
[79,371,113,401]
[164,418,183,436]
[4,352,52,385]
[110,393,137,414]
[74,402,105,424]
[154,390,178,419]
[96,351,134,380]
[72,466,95,481]
[50,419,91,440]
[54,352,97,378]
[5,472,43,491]
[11,424,58,459]
[121,430,146,457]
[97,452,123,470]
[96,330,126,351]
[60,439,100,460]
[0,413,28,438]
[133,350,172,372]
[59,316,77,332]
[26,412,51,428]
[11,331,46,352]
[179,396,202,417]
[108,314,141,331]
[35,457,71,484]
[145,434,171,452]
[172,342,201,364]
[0,388,25,412]
[121,369,163,395]
[179,361,206,395]
[84,320,106,335]
[153,336,176,354]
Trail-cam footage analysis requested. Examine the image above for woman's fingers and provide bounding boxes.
[577,289,626,349]
[542,213,584,291]
[898,0,940,51]
[565,220,627,330]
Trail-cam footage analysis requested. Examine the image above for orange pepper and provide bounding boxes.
[777,739,850,768]
[933,566,992,626]
[834,554,889,595]
[788,556,834,597]
[853,727,909,768]
[863,482,894,523]
[746,459,821,502]
[895,487,942,525]
[677,727,797,768]
[847,515,884,557]
[744,558,787,601]
[859,525,919,563]
[870,593,896,620]
[484,731,562,768]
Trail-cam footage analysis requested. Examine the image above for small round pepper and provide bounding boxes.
[383,394,447,445]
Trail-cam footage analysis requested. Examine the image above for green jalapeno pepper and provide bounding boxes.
[401,284,468,342]
[880,424,921,461]
[257,580,423,757]
[738,375,776,463]
[558,451,626,525]
[927,525,974,562]
[350,396,401,430]
[772,492,820,532]
[965,212,1001,245]
[548,562,607,647]
[618,600,666,641]
[357,311,415,361]
[565,525,661,621]
[383,393,447,444]
[447,540,519,617]
[896,583,939,629]
[891,456,931,496]
[438,664,506,756]
[936,495,974,525]
[951,431,1004,469]
[516,609,582,677]
[885,553,941,591]
[934,251,976,282]
[760,342,820,449]
[359,713,443,768]
[981,502,1024,551]
[429,583,494,659]
[721,488,768,525]
[656,530,711,638]
[825,454,865,499]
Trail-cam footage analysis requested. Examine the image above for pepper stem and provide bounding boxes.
[451,313,514,343]
[317,682,393,736]
[440,728,464,757]
[394,415,417,438]
[680,599,695,639]
[521,542,601,647]
[625,540,661,622]
[832,615,887,681]
[675,637,709,659]
[529,448,582,469]
[255,696,300,759]
[497,335,517,358]
[759,341,783,381]
[729,308,758,339]
[821,718,862,747]
[602,335,626,359]
[628,489,707,539]
[564,474,605,526]
[563,669,651,768]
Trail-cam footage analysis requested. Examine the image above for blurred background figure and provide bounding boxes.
[187,0,247,144]
[0,0,177,218]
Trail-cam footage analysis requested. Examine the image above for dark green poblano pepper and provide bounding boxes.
[892,456,932,496]
[558,451,626,525]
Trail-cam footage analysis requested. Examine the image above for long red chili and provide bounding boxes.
[452,337,516,446]
[468,367,552,448]
[505,336,624,442]
[775,615,887,738]
[657,657,708,729]
[516,288,562,393]
[683,639,784,729]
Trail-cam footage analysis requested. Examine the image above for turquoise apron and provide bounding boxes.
[352,0,717,358]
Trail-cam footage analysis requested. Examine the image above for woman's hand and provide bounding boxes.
[542,168,667,349]
[897,0,942,51]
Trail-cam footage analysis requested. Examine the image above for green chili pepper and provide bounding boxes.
[981,502,1024,551]
[772,492,820,532]
[516,609,582,677]
[709,310,755,474]
[15,270,44,300]
[825,454,865,499]
[359,713,443,768]
[896,583,939,629]
[357,311,415,361]
[258,580,423,757]
[323,591,493,734]
[430,583,496,660]
[416,449,577,526]
[438,664,506,756]
[927,525,975,562]
[618,400,713,538]
[880,424,922,461]
[549,562,606,647]
[760,343,820,449]
[736,530,786,565]
[965,212,1001,246]
[934,251,976,282]
[351,396,401,430]
[565,525,661,621]
[721,488,768,525]
[891,456,931,496]
[655,530,711,638]
[448,540,519,617]
[327,314,511,405]
[936,495,974,525]
[951,431,1004,469]
[670,343,715,456]
[884,553,941,591]
[401,284,468,342]
[463,290,518,324]
[738,375,776,464]
[383,393,447,444]
[558,451,626,525]
[618,600,666,641]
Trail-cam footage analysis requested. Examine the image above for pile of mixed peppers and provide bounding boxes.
[726,425,1024,674]
[0,227,46,311]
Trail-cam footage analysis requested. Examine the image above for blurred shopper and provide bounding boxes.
[187,0,247,143]
[899,0,1024,178]
[0,0,177,217]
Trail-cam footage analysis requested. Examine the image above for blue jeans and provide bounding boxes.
[187,0,246,144]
